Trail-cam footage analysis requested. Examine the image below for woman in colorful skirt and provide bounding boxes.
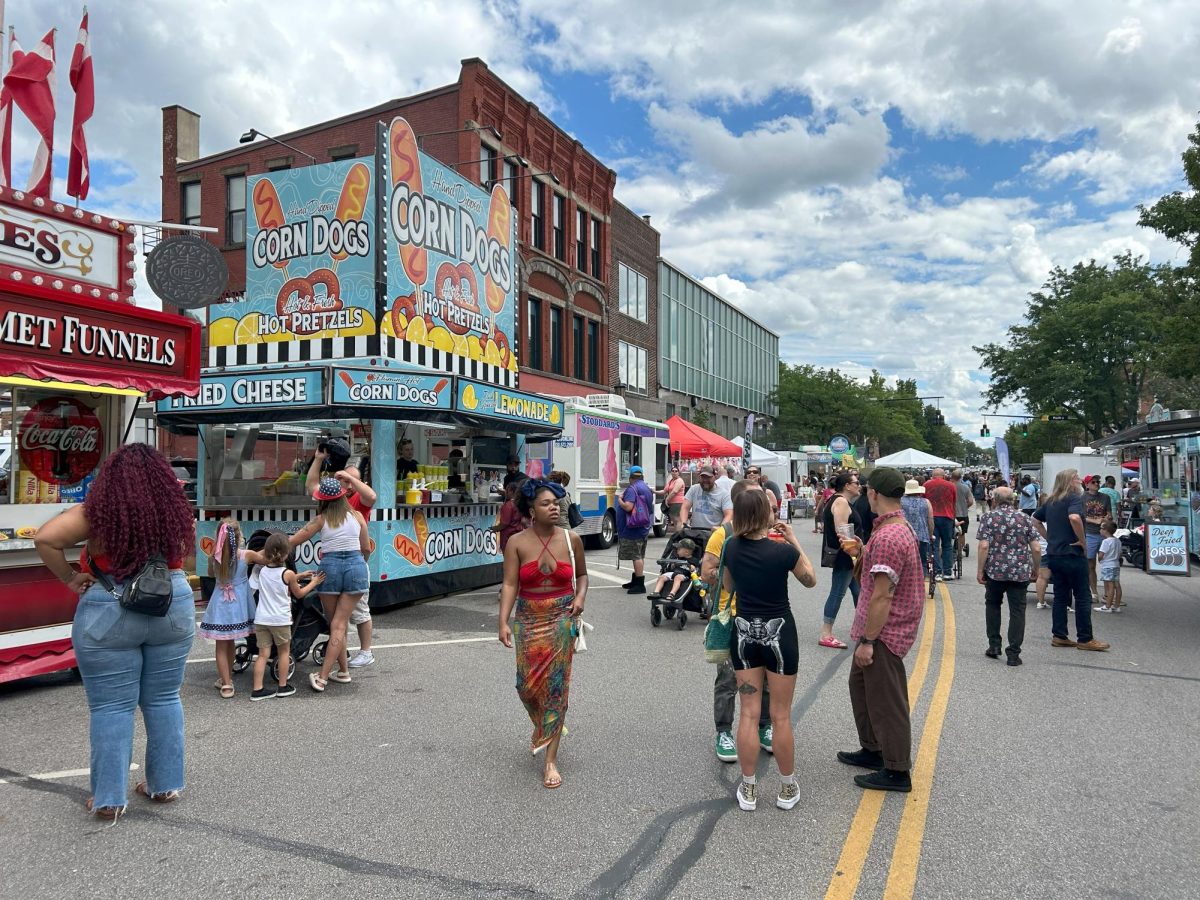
[498,479,588,789]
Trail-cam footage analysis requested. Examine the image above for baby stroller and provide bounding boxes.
[232,529,331,682]
[649,526,714,630]
[1116,526,1145,569]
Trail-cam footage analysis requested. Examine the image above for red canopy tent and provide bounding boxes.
[666,415,741,458]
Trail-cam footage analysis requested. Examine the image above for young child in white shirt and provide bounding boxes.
[1095,520,1122,613]
[247,532,325,700]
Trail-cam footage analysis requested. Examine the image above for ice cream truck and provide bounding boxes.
[524,395,669,547]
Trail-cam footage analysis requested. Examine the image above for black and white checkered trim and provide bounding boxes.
[379,336,517,387]
[208,335,372,368]
[375,504,502,521]
[201,508,312,523]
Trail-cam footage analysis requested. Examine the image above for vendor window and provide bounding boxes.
[531,182,546,251]
[550,306,564,374]
[553,194,566,261]
[225,174,246,245]
[620,433,642,479]
[0,388,113,507]
[202,423,336,505]
[527,298,543,369]
[181,181,201,226]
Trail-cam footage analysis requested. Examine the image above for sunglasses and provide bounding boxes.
[746,469,761,475]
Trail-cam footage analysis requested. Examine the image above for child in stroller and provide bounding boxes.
[648,526,714,630]
[648,538,699,603]
[233,529,333,682]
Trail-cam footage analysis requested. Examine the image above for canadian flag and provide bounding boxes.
[67,11,92,200]
[0,32,21,189]
[1,28,55,198]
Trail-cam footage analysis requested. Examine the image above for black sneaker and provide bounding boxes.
[985,647,1002,659]
[837,748,884,770]
[1006,656,1023,667]
[854,769,912,792]
[274,683,296,698]
[250,687,277,702]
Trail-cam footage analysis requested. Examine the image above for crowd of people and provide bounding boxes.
[36,435,1148,819]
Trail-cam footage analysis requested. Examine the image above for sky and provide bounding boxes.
[5,0,1199,445]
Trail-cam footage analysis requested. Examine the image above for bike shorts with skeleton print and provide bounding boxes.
[729,610,798,676]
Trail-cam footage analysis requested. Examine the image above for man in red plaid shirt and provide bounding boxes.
[838,466,926,793]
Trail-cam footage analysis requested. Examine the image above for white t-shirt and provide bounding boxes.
[255,566,293,626]
[1098,536,1120,566]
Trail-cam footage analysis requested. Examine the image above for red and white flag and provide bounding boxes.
[2,28,55,197]
[0,31,21,189]
[67,11,92,200]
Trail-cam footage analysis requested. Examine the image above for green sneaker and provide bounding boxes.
[759,725,774,754]
[715,730,737,763]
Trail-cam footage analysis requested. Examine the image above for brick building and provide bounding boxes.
[160,58,615,398]
[607,201,661,421]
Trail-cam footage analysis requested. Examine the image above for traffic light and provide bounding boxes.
[980,423,991,438]
[1022,423,1029,438]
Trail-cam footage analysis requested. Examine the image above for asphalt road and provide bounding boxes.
[2,520,1198,899]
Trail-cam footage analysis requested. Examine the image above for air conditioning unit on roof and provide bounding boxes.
[586,393,628,413]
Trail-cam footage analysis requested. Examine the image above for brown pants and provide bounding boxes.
[849,640,911,771]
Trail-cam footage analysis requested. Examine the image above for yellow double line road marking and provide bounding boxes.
[825,582,958,900]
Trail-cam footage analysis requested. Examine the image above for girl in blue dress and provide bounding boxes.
[199,518,255,698]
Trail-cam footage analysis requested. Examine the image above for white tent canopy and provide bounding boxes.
[731,437,782,465]
[873,448,960,468]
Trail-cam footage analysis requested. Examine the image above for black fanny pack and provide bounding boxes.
[88,554,176,617]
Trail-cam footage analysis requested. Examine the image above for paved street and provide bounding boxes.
[3,523,1199,899]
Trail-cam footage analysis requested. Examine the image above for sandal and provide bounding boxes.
[85,797,124,820]
[818,635,848,649]
[135,782,179,803]
[329,671,352,683]
[218,683,235,699]
[543,765,563,789]
[309,672,327,692]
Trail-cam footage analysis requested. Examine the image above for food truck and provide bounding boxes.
[156,117,564,608]
[0,192,201,683]
[525,396,669,546]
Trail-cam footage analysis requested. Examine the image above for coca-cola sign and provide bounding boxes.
[18,397,105,485]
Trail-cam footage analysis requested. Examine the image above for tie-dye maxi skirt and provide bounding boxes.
[513,593,576,753]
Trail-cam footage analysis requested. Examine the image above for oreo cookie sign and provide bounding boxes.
[1145,523,1191,576]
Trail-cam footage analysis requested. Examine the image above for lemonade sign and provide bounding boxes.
[383,117,518,372]
[212,158,378,347]
[457,381,562,427]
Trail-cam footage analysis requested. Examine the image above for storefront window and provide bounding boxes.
[587,321,599,384]
[550,306,564,374]
[1,388,112,507]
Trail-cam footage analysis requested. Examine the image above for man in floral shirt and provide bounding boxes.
[840,467,925,793]
[976,486,1041,666]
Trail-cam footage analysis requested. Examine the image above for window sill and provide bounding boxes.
[616,310,648,325]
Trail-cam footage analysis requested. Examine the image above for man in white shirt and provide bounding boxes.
[716,465,736,493]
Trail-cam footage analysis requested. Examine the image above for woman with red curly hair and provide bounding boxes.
[36,443,196,821]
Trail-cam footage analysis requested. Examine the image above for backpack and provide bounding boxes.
[625,487,651,530]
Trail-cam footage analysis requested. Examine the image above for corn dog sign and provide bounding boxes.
[383,117,517,373]
[214,158,378,347]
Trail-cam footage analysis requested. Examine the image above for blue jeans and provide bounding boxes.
[932,517,955,576]
[823,566,860,625]
[1045,554,1092,644]
[72,572,195,809]
[918,541,931,575]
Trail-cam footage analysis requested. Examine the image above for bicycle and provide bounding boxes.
[953,521,965,580]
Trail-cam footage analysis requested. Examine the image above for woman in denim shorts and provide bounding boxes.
[290,478,370,692]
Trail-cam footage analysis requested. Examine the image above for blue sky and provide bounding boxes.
[5,0,1197,442]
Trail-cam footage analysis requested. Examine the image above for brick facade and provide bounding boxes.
[608,201,661,421]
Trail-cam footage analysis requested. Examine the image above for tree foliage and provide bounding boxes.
[974,254,1165,440]
[998,420,1084,465]
[769,363,983,462]
[1138,118,1200,269]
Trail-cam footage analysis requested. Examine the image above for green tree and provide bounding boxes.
[999,420,1082,465]
[975,253,1166,440]
[1138,118,1200,268]
[690,406,711,431]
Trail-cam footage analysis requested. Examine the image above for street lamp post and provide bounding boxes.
[238,128,318,164]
